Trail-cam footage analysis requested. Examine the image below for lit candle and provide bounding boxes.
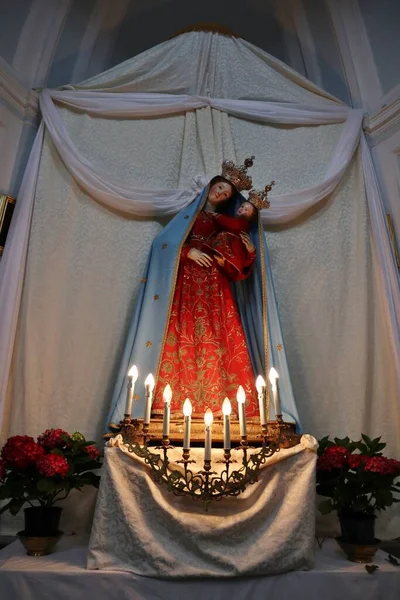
[162,384,172,437]
[183,398,192,450]
[269,368,282,418]
[222,397,231,450]
[256,375,267,426]
[236,386,247,437]
[143,373,155,425]
[204,408,213,461]
[125,365,138,416]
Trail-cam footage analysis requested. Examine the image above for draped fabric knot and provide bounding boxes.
[189,175,209,196]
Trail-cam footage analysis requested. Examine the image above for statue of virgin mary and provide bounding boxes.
[107,158,301,427]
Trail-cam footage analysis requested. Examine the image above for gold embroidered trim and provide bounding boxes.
[258,217,270,419]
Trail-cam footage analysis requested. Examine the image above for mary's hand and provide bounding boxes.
[188,248,213,267]
[240,232,256,253]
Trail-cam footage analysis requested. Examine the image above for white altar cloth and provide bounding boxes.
[87,436,317,578]
[0,536,399,600]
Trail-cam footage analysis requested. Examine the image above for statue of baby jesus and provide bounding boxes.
[210,200,258,280]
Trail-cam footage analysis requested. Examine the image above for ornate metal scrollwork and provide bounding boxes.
[112,420,280,508]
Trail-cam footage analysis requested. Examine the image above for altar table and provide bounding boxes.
[0,535,399,600]
[87,436,317,577]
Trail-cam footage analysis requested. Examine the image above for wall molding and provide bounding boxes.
[371,131,400,239]
[365,85,400,146]
[288,0,323,89]
[0,58,39,124]
[272,0,307,77]
[71,0,131,84]
[12,0,72,88]
[325,0,382,111]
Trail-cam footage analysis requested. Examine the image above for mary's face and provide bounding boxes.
[207,181,234,206]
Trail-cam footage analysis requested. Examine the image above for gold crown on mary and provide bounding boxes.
[221,156,274,211]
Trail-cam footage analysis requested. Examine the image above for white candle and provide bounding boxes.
[183,398,192,450]
[256,375,267,426]
[269,368,282,417]
[163,384,172,437]
[124,365,138,416]
[222,397,231,450]
[204,408,213,461]
[143,373,155,425]
[236,386,247,437]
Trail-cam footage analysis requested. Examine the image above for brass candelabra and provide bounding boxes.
[106,416,296,508]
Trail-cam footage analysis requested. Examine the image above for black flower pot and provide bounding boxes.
[338,512,376,544]
[23,506,62,537]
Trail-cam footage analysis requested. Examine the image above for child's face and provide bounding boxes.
[236,201,256,220]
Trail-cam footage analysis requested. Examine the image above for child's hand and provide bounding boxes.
[239,232,255,252]
[214,255,225,266]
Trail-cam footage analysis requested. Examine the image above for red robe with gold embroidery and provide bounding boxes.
[152,211,258,418]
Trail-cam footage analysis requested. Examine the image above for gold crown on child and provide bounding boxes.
[221,156,274,210]
[248,181,275,211]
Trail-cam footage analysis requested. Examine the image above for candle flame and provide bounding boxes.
[222,397,231,416]
[236,385,246,404]
[128,365,139,381]
[144,373,155,390]
[256,375,266,393]
[204,408,214,426]
[183,398,192,417]
[269,368,279,384]
[163,383,172,404]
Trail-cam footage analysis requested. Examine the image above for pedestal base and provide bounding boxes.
[335,537,381,563]
[17,531,63,556]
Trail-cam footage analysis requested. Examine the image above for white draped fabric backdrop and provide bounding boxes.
[0,33,399,535]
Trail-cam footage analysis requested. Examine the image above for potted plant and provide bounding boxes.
[0,429,102,555]
[316,434,400,562]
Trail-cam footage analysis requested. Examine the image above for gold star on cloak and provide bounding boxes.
[154,295,159,300]
[184,215,189,219]
[276,344,283,351]
[161,243,168,249]
[146,341,152,347]
[133,394,140,401]
[140,277,147,283]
